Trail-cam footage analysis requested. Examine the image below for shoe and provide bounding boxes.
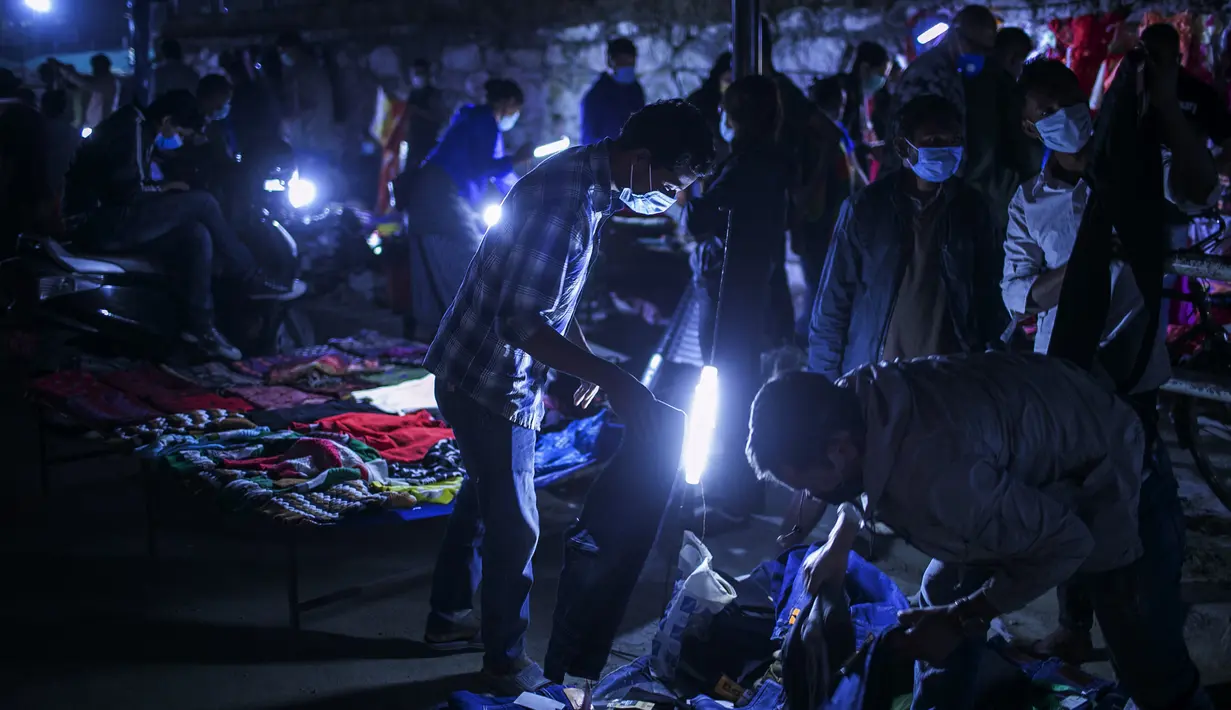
[1026,627,1095,665]
[424,611,483,652]
[182,326,243,361]
[246,277,307,301]
[481,656,552,695]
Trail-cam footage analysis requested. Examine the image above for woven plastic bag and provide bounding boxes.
[650,531,738,680]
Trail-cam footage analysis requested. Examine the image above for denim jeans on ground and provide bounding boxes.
[910,467,1206,710]
[428,380,539,671]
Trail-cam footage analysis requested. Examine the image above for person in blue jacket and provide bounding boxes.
[580,38,646,145]
[400,78,532,335]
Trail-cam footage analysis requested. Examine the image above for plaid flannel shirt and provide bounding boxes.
[423,140,617,430]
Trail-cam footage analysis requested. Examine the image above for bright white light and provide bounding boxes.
[917,22,949,44]
[533,136,571,159]
[263,179,286,192]
[366,231,383,251]
[682,365,719,485]
[482,204,502,228]
[25,0,51,12]
[287,171,317,209]
[640,352,663,386]
[80,126,92,139]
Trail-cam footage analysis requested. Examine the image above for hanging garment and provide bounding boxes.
[543,408,687,682]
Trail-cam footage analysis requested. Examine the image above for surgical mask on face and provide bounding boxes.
[862,72,887,95]
[1034,103,1093,154]
[280,52,295,67]
[154,132,184,151]
[612,66,637,85]
[497,111,520,132]
[957,53,985,77]
[619,161,674,215]
[210,102,231,122]
[719,111,736,143]
[905,140,963,183]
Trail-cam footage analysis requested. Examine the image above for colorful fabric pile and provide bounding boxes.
[26,332,622,526]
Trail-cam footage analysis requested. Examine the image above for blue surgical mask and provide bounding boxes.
[497,111,520,132]
[862,73,887,95]
[154,133,184,151]
[957,53,985,77]
[1034,103,1093,154]
[210,102,231,122]
[719,111,736,143]
[612,66,637,85]
[619,161,674,215]
[905,140,962,183]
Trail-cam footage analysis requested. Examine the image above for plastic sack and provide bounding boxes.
[650,531,737,680]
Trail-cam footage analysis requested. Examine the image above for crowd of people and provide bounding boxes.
[413,8,1227,710]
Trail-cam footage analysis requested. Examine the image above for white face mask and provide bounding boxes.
[497,111,520,132]
[619,161,674,215]
[1034,103,1093,154]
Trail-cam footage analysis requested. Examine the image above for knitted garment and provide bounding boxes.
[162,362,261,390]
[30,369,163,428]
[329,329,429,365]
[100,366,254,413]
[290,410,452,462]
[110,409,257,447]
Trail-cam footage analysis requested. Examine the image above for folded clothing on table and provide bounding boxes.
[162,362,262,390]
[228,345,340,380]
[329,330,429,365]
[30,369,165,428]
[111,409,258,448]
[246,400,383,429]
[227,385,331,411]
[100,366,253,413]
[291,410,453,463]
[267,351,386,396]
[350,375,438,414]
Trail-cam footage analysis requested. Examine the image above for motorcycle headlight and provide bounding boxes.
[287,171,318,209]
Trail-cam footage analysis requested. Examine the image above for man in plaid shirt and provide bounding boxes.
[422,99,716,693]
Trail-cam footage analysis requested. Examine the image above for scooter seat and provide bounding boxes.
[38,237,161,275]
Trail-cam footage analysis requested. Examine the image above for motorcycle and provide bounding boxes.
[0,153,313,360]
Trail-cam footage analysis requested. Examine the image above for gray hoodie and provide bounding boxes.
[844,352,1144,613]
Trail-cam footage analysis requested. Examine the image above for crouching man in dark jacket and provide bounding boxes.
[747,352,1212,710]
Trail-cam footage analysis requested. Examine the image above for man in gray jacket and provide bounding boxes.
[747,352,1209,710]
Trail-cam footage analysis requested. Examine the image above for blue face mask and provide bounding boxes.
[612,66,637,85]
[210,102,231,122]
[497,110,520,132]
[1034,103,1093,154]
[154,133,184,151]
[719,111,736,143]
[905,140,962,183]
[619,161,674,215]
[957,53,985,77]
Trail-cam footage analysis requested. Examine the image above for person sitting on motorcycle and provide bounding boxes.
[63,89,291,361]
[397,78,533,332]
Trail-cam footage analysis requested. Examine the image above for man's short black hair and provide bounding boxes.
[746,370,861,483]
[90,53,112,73]
[616,98,717,178]
[953,4,998,33]
[1141,22,1181,56]
[412,57,431,72]
[608,38,637,58]
[161,38,184,62]
[897,94,961,140]
[1018,59,1081,101]
[147,89,204,132]
[197,73,233,101]
[853,41,889,70]
[995,27,1033,57]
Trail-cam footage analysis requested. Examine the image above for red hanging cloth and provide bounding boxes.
[1066,12,1125,98]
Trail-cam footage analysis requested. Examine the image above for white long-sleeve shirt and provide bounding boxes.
[1000,150,1215,393]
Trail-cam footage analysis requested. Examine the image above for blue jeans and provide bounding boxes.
[428,381,539,671]
[911,467,1205,710]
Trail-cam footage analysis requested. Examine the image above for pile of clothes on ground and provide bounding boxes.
[26,331,623,525]
[440,537,1130,710]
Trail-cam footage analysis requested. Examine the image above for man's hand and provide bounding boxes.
[513,143,535,164]
[802,542,848,594]
[898,605,967,666]
[160,181,191,192]
[603,373,662,426]
[573,381,600,409]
